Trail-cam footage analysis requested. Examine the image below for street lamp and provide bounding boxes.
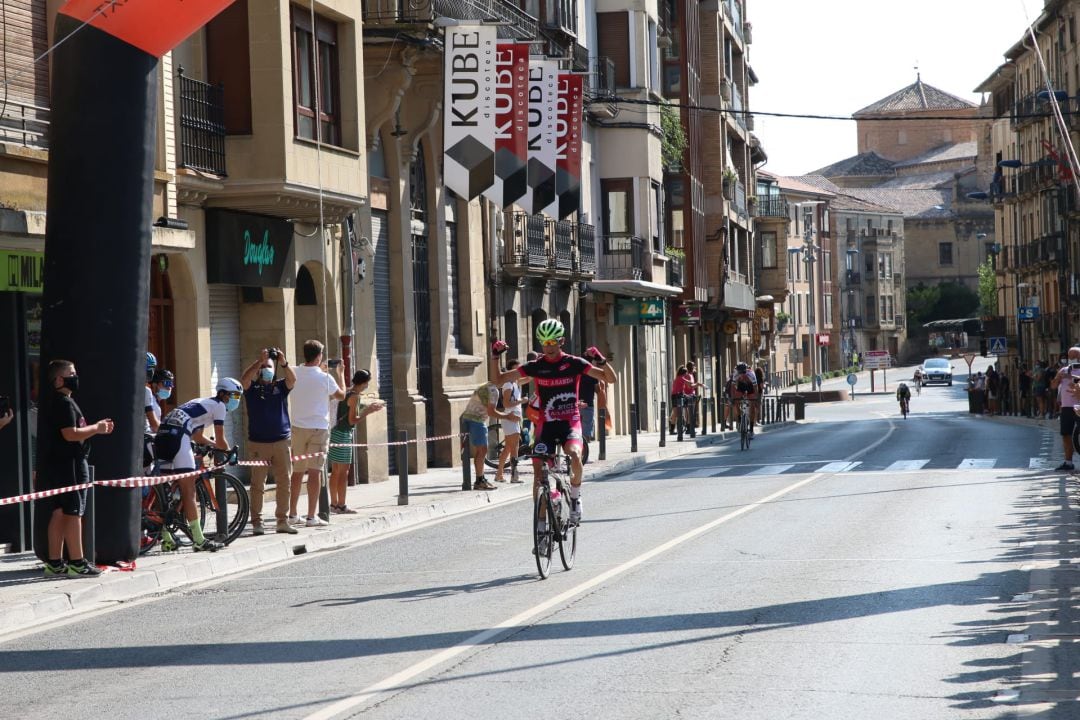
[795,201,825,391]
[787,246,803,391]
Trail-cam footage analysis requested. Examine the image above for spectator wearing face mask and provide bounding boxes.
[240,348,297,535]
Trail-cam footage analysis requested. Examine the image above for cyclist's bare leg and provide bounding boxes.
[178,476,199,523]
[565,443,583,488]
[750,396,759,425]
[497,433,519,479]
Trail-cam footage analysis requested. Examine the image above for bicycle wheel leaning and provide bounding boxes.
[533,480,555,579]
[196,472,250,545]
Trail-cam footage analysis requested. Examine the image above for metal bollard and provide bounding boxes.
[460,417,471,491]
[700,396,707,436]
[397,430,409,505]
[318,469,331,522]
[630,404,638,452]
[711,397,717,433]
[659,401,667,447]
[676,397,684,442]
[598,407,607,461]
[84,466,96,564]
[215,470,229,541]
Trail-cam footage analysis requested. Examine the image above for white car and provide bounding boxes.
[920,358,953,386]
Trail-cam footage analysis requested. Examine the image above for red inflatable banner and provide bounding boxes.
[60,0,237,58]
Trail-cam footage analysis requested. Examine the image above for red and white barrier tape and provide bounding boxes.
[0,432,469,504]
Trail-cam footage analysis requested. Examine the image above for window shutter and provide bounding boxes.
[597,12,630,88]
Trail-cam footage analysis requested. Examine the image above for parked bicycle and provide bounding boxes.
[530,440,577,579]
[140,443,248,555]
[485,422,573,475]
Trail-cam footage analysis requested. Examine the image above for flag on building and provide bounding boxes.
[556,73,584,219]
[482,42,530,209]
[525,57,558,216]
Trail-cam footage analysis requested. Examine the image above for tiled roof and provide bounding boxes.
[894,141,978,168]
[876,171,957,190]
[777,175,835,196]
[854,77,977,116]
[795,176,902,214]
[811,152,896,178]
[839,188,953,218]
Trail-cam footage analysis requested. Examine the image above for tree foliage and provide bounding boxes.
[977,260,998,316]
[906,281,979,326]
[660,101,687,170]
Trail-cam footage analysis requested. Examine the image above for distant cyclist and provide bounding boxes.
[489,319,616,525]
[896,382,911,415]
[730,362,758,431]
[152,377,244,552]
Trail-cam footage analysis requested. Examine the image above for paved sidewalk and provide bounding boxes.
[0,422,780,637]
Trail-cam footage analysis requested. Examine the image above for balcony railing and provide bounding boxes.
[1015,160,1060,195]
[507,212,548,269]
[177,68,227,176]
[586,57,617,99]
[667,255,684,288]
[362,0,537,39]
[600,235,645,280]
[846,270,862,286]
[0,98,49,150]
[575,223,596,276]
[755,195,788,218]
[548,219,574,273]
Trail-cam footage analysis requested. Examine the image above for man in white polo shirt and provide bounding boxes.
[289,339,346,526]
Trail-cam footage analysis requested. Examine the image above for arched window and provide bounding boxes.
[296,265,317,306]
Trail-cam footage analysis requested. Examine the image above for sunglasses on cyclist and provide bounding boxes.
[542,339,560,347]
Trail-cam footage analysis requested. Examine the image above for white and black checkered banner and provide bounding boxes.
[481,41,530,209]
[443,23,497,200]
[525,57,558,216]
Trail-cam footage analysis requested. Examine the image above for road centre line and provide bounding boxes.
[303,427,896,720]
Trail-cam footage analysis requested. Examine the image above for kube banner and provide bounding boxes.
[482,42,530,210]
[443,23,497,200]
[556,74,584,220]
[526,57,558,216]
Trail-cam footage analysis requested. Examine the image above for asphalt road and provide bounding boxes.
[2,370,1073,720]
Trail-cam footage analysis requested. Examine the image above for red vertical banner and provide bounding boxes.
[483,42,530,209]
[556,74,584,220]
[60,0,238,58]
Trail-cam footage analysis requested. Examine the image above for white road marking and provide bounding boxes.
[303,423,904,720]
[748,464,795,476]
[885,459,930,471]
[1006,633,1031,644]
[816,461,860,473]
[301,471,830,720]
[1029,458,1055,469]
[958,458,996,470]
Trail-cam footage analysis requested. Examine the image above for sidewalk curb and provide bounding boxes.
[0,423,787,636]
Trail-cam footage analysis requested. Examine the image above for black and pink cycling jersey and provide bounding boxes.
[518,352,594,422]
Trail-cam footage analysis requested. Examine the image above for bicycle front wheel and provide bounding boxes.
[197,472,250,545]
[533,488,554,579]
[558,492,577,571]
[484,424,503,469]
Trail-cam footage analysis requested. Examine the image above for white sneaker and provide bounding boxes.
[569,499,582,524]
[305,516,328,527]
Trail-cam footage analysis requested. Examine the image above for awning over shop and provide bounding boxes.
[587,279,683,298]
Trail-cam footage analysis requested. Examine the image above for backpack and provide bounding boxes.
[153,408,191,461]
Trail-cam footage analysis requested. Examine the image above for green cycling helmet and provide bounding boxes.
[535,318,565,343]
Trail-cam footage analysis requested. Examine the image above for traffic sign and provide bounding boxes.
[863,349,891,370]
[988,336,1007,355]
[1019,306,1039,321]
[963,352,976,368]
[846,373,858,386]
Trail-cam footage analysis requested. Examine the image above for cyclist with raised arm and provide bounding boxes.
[490,319,616,525]
[153,378,244,552]
[730,362,758,434]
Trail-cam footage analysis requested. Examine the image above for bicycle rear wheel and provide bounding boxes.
[139,485,167,556]
[739,414,749,450]
[197,472,250,545]
[484,424,503,469]
[533,487,555,579]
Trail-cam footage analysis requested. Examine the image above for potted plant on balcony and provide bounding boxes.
[747,194,758,216]
[775,311,790,332]
[722,167,737,201]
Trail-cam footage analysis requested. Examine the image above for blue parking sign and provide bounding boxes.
[1018,306,1039,321]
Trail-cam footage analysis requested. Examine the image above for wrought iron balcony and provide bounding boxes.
[667,255,685,288]
[362,0,538,39]
[504,212,548,271]
[548,219,574,274]
[754,195,788,218]
[586,57,617,99]
[0,98,49,150]
[599,234,645,281]
[575,223,596,277]
[177,68,227,176]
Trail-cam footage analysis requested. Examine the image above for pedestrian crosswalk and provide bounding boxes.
[637,457,1061,480]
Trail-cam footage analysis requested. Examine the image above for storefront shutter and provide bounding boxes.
[208,284,244,456]
[372,211,396,471]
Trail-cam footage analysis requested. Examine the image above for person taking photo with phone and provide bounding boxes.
[1050,346,1080,471]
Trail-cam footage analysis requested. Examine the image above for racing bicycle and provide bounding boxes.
[530,440,577,579]
[737,396,753,450]
[899,396,909,419]
[140,444,249,555]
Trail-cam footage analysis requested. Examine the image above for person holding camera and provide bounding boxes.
[241,348,297,535]
[288,339,345,526]
[1050,346,1080,471]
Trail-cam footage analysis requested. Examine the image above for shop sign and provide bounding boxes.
[816,333,830,346]
[615,298,640,325]
[676,303,701,325]
[206,209,296,287]
[640,298,664,325]
[0,250,44,292]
